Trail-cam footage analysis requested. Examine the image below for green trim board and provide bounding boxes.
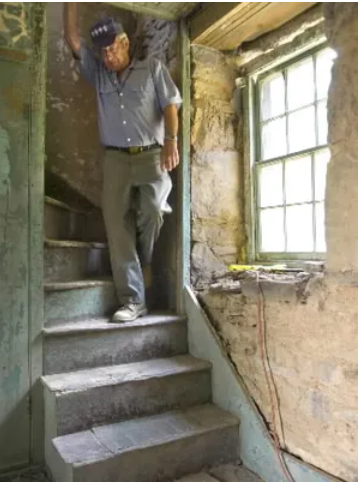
[177,19,191,314]
[0,3,46,470]
[28,3,46,465]
[0,32,31,473]
[184,286,340,483]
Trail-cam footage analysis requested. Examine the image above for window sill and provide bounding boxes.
[196,269,324,304]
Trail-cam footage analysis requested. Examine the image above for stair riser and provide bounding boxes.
[45,247,111,282]
[46,370,211,436]
[45,204,106,242]
[58,426,239,482]
[44,323,188,374]
[45,285,118,323]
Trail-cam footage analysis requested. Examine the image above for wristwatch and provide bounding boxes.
[165,134,178,141]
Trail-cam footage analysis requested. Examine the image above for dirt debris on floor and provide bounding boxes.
[0,467,50,482]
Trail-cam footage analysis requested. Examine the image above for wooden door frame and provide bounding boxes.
[28,3,47,465]
[177,18,191,314]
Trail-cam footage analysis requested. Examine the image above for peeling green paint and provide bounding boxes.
[0,3,29,50]
[1,365,21,395]
[0,125,10,196]
[0,1,39,469]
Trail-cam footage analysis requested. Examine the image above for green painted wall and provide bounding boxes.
[0,2,45,471]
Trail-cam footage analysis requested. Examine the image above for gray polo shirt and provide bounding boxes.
[77,42,182,148]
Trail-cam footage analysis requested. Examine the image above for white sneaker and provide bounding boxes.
[111,302,148,322]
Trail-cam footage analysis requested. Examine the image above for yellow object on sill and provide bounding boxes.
[229,264,287,272]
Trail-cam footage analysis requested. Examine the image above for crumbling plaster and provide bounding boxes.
[191,3,358,481]
[190,45,243,284]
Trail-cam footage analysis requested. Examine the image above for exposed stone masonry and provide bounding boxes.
[191,45,243,285]
[190,4,358,481]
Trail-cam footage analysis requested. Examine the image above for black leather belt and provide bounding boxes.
[106,143,160,155]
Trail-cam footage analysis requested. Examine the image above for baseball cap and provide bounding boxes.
[90,18,125,48]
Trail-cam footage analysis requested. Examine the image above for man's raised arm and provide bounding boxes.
[64,2,81,55]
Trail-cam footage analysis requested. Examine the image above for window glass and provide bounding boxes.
[285,155,312,204]
[288,106,316,152]
[261,118,287,160]
[287,58,314,110]
[315,149,330,201]
[286,204,314,252]
[261,73,286,121]
[258,163,283,208]
[316,48,336,100]
[315,202,326,252]
[255,47,334,258]
[260,208,285,252]
[317,101,328,145]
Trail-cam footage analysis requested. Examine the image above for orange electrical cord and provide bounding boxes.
[256,273,294,482]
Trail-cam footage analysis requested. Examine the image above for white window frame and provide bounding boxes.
[247,43,333,263]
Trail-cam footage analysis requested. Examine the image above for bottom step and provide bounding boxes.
[48,404,239,482]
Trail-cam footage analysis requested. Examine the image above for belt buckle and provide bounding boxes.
[129,146,143,155]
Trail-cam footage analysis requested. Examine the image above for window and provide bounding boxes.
[252,46,336,260]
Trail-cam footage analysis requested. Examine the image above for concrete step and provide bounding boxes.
[42,356,212,438]
[45,196,106,242]
[47,404,239,482]
[44,239,111,283]
[177,464,262,482]
[44,279,118,323]
[43,313,188,374]
[177,472,220,481]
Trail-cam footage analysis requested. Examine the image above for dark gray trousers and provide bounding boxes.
[102,148,172,305]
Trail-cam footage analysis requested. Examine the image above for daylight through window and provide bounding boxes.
[253,46,336,259]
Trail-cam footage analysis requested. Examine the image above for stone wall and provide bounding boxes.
[324,3,358,272]
[191,4,358,481]
[191,45,243,285]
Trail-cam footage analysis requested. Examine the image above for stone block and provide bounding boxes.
[42,356,212,436]
[45,281,118,323]
[44,198,107,242]
[50,404,239,482]
[191,152,241,221]
[211,464,262,482]
[44,243,111,283]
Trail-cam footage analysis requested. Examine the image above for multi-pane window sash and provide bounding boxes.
[253,46,336,260]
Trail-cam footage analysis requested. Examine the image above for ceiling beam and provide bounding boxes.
[106,2,197,21]
[190,2,318,50]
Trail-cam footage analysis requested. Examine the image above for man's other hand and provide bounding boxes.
[161,140,179,172]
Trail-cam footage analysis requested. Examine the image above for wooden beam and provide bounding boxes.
[190,2,318,50]
[106,2,197,21]
[190,3,242,41]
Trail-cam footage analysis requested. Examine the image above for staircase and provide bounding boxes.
[42,196,240,482]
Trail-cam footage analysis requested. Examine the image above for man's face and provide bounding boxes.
[102,35,129,71]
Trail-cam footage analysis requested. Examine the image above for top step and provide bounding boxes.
[45,196,107,243]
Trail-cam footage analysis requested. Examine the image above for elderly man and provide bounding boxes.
[64,4,182,322]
